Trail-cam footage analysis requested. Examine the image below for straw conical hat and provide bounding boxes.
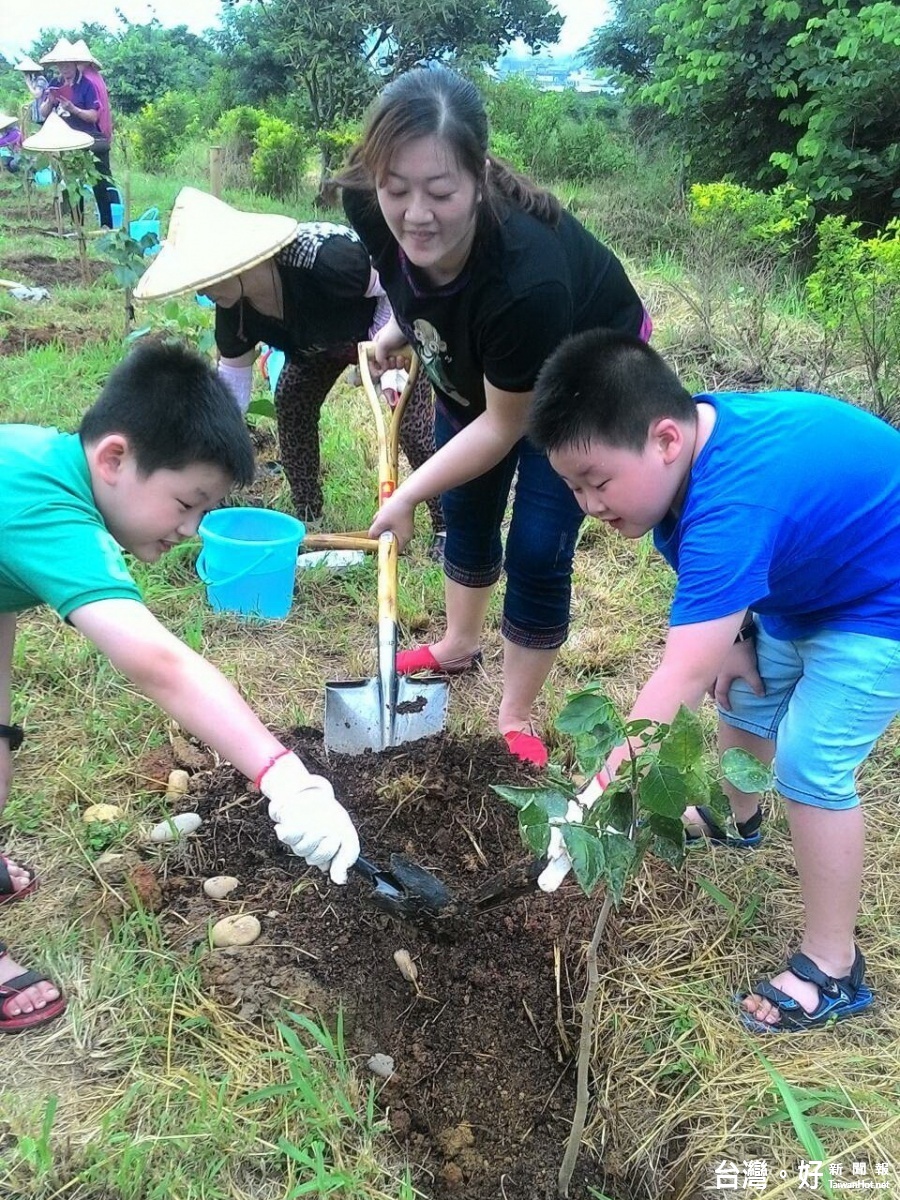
[69,40,101,68]
[15,57,44,73]
[22,111,94,152]
[133,187,300,301]
[40,38,77,66]
[0,113,19,132]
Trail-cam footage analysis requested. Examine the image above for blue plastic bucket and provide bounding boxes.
[197,508,305,620]
[130,206,161,255]
[33,167,54,187]
[267,349,285,394]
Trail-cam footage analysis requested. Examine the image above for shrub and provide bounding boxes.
[131,91,202,171]
[214,106,267,162]
[250,116,308,199]
[689,180,813,257]
[806,215,900,421]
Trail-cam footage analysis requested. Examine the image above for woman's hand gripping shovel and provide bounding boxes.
[324,344,453,921]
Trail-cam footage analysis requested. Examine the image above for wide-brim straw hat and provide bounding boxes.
[0,113,19,132]
[22,111,94,152]
[69,40,102,68]
[133,187,300,301]
[15,57,44,73]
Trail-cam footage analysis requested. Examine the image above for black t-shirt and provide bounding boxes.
[215,222,377,359]
[344,189,645,421]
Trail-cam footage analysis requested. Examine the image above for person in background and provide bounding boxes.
[530,328,900,1033]
[38,38,118,229]
[333,66,651,766]
[0,114,23,173]
[14,56,50,126]
[0,340,359,1033]
[133,187,444,544]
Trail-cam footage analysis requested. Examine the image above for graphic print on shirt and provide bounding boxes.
[279,223,362,271]
[413,319,469,406]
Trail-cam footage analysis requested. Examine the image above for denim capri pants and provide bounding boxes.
[435,403,584,649]
[719,623,900,809]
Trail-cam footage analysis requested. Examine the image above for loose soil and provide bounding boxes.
[0,323,97,355]
[1,253,108,288]
[159,728,621,1200]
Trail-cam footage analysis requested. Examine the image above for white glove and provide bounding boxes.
[260,753,360,884]
[537,772,608,894]
[217,361,253,414]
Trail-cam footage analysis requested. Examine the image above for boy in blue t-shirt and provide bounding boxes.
[528,328,900,1034]
[0,341,360,1034]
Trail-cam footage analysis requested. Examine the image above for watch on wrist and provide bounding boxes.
[0,723,24,751]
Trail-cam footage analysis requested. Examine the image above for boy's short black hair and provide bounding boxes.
[529,329,697,454]
[79,339,256,487]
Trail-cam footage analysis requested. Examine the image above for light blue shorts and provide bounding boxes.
[718,625,900,810]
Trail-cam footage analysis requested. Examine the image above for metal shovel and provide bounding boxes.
[324,344,449,754]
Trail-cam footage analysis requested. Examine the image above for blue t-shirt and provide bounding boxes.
[653,391,900,641]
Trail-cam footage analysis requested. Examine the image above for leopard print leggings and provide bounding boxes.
[274,347,443,533]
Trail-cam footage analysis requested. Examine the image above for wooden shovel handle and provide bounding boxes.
[301,532,378,552]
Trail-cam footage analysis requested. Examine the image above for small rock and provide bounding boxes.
[393,949,419,984]
[82,803,123,824]
[149,812,202,842]
[165,769,191,799]
[367,1053,395,1080]
[438,1124,474,1158]
[203,875,240,900]
[211,914,261,947]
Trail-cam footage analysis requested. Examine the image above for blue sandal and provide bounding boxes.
[738,946,874,1033]
[685,804,763,850]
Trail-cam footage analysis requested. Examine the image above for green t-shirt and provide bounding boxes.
[0,425,142,618]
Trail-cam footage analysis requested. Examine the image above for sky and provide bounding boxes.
[1,0,605,63]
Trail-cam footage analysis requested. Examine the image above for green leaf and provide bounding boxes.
[722,747,773,793]
[637,760,689,819]
[658,705,704,770]
[599,830,637,903]
[562,823,606,894]
[556,688,626,748]
[492,784,570,815]
[519,801,552,856]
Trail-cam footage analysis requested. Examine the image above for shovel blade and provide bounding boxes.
[324,676,449,754]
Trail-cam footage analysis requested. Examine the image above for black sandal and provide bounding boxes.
[738,946,874,1033]
[685,805,763,849]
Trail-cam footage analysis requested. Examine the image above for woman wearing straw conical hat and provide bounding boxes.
[37,38,118,228]
[14,57,50,125]
[134,187,443,540]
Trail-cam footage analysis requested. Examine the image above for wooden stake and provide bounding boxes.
[209,145,223,198]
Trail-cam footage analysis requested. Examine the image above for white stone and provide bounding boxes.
[367,1053,395,1079]
[210,914,261,947]
[148,812,202,842]
[165,769,191,799]
[203,875,240,899]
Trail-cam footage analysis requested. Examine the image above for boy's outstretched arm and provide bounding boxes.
[69,599,359,882]
[539,610,751,892]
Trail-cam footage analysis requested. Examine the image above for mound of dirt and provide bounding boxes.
[1,252,108,288]
[159,728,621,1200]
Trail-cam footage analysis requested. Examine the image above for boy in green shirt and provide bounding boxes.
[1,340,360,1033]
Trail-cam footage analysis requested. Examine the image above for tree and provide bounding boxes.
[233,0,563,134]
[640,0,900,220]
[585,0,664,85]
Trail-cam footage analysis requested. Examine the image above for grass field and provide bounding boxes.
[1,162,899,1200]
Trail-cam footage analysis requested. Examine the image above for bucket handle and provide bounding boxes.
[135,207,159,221]
[197,545,280,590]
